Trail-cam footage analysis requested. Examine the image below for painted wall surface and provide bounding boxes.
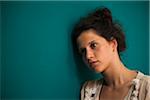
[0,2,2,99]
[1,1,149,100]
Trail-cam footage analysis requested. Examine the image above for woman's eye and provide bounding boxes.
[79,48,86,55]
[90,43,97,49]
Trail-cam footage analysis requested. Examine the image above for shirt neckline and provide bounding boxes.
[98,71,144,100]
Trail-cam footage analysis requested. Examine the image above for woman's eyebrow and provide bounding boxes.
[88,40,96,45]
[79,40,97,50]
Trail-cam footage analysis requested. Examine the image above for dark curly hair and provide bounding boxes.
[72,7,126,54]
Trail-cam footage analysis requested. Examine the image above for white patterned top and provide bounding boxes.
[80,71,150,100]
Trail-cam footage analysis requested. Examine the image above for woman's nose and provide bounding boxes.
[85,48,94,60]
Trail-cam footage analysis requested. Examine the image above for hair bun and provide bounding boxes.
[90,7,113,25]
[72,7,126,53]
[102,8,112,22]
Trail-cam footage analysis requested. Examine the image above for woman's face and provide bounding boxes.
[77,29,116,73]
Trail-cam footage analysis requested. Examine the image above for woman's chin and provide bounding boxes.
[94,69,103,73]
[92,65,104,73]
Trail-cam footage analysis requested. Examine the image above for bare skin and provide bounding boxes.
[77,29,137,100]
[100,67,137,100]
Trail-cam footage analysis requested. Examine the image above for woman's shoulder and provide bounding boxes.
[137,71,150,84]
[80,78,103,100]
[81,78,103,89]
[141,73,150,89]
[136,71,150,100]
[80,78,103,94]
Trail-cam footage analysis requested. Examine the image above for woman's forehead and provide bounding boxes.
[77,29,100,41]
[77,30,106,47]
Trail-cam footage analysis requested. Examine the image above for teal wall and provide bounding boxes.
[1,1,149,100]
[0,2,2,99]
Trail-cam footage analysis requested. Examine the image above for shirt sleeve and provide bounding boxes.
[80,81,88,100]
[145,76,150,100]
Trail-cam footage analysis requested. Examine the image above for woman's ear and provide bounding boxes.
[110,38,118,52]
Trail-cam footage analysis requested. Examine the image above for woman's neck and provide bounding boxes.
[101,58,137,89]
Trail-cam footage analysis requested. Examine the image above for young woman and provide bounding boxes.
[72,7,150,100]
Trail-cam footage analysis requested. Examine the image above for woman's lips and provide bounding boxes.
[89,61,99,67]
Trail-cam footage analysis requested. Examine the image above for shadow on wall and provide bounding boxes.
[70,24,100,86]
